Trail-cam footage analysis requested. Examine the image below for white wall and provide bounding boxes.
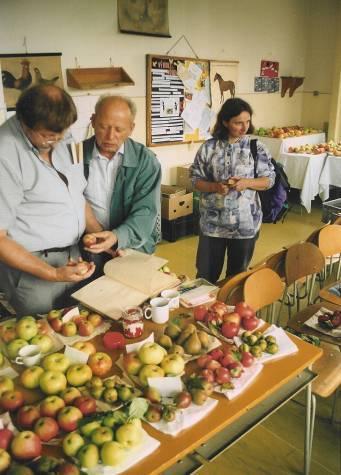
[0,0,338,183]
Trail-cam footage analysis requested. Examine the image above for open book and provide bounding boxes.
[71,249,179,320]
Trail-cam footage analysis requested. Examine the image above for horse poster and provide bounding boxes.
[210,60,239,114]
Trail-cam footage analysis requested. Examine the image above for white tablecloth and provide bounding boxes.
[277,152,327,212]
[319,155,341,202]
[250,133,326,160]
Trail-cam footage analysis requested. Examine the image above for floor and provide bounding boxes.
[155,197,341,475]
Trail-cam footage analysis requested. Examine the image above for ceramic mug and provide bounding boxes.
[161,289,180,309]
[144,297,170,324]
[15,344,42,366]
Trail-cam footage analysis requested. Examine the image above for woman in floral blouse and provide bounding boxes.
[190,98,276,283]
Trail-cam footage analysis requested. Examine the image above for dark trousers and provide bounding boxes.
[196,234,258,284]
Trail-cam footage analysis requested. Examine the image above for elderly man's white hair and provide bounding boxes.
[94,95,137,119]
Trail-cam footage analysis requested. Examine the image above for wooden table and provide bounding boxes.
[13,317,322,475]
[319,281,341,306]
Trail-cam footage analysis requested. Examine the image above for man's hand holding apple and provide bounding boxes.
[54,259,95,282]
[82,230,118,255]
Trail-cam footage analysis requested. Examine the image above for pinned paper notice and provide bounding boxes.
[125,333,154,354]
[147,376,183,397]
[64,345,89,364]
[62,307,80,323]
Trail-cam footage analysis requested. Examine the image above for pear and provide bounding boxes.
[177,323,196,345]
[191,388,208,406]
[198,330,210,348]
[168,344,185,356]
[165,322,182,340]
[157,334,173,350]
[184,331,202,355]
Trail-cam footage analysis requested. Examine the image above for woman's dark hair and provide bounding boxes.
[212,98,254,140]
[16,85,77,132]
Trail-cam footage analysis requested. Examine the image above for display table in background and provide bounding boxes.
[276,152,327,212]
[250,133,326,160]
[319,155,341,202]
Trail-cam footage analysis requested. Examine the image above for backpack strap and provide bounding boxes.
[250,138,258,178]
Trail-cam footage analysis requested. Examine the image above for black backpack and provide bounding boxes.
[250,139,290,224]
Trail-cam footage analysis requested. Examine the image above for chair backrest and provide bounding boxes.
[263,248,287,279]
[306,223,330,245]
[318,224,341,257]
[217,268,259,305]
[243,268,285,311]
[334,216,341,225]
[284,242,325,286]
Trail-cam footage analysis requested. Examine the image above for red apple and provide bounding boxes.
[199,368,215,383]
[0,390,24,411]
[204,311,223,326]
[17,405,41,429]
[50,318,63,333]
[77,320,94,337]
[0,428,13,450]
[73,396,96,416]
[103,331,125,350]
[241,351,254,368]
[10,430,42,460]
[205,359,222,371]
[36,319,50,335]
[209,348,224,361]
[122,351,143,376]
[193,305,207,321]
[209,301,229,317]
[40,396,65,418]
[235,302,255,319]
[196,354,212,368]
[87,313,102,328]
[34,417,59,442]
[82,234,97,247]
[73,314,88,326]
[57,406,83,432]
[242,316,259,331]
[228,361,244,378]
[221,322,240,339]
[214,367,231,385]
[223,312,241,326]
[88,352,112,377]
[57,463,80,475]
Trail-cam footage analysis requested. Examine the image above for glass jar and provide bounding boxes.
[122,306,144,339]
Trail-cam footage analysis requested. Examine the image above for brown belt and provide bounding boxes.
[41,246,71,257]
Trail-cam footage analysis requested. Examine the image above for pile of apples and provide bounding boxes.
[255,126,320,139]
[0,316,55,360]
[47,308,103,338]
[288,140,341,156]
[62,411,144,469]
[159,321,211,356]
[83,376,142,405]
[240,331,279,357]
[194,301,260,340]
[318,310,341,330]
[122,342,185,387]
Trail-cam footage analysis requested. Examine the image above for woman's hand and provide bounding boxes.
[230,176,250,192]
[213,182,230,195]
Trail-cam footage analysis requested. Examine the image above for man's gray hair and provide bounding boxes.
[95,95,137,119]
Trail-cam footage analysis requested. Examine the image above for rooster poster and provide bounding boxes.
[0,53,63,110]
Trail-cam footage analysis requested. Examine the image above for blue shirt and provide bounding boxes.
[190,136,275,239]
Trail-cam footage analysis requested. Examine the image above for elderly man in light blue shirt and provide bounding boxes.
[0,85,95,316]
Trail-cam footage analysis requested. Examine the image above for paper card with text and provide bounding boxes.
[64,345,89,364]
[125,333,155,354]
[147,376,183,397]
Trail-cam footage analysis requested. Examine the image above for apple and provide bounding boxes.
[138,364,165,387]
[77,320,94,337]
[241,351,254,368]
[66,364,93,387]
[82,234,97,247]
[115,422,142,448]
[10,431,42,460]
[242,316,259,331]
[30,334,53,354]
[214,367,231,384]
[16,319,38,341]
[6,339,28,360]
[62,432,85,457]
[77,443,99,469]
[193,305,208,321]
[196,354,212,368]
[0,448,10,472]
[36,319,50,335]
[101,440,126,467]
[103,388,118,403]
[87,313,102,328]
[0,428,13,450]
[73,396,96,416]
[50,318,63,333]
[0,390,24,411]
[40,396,65,417]
[175,391,192,409]
[223,312,241,326]
[143,387,161,403]
[34,417,59,442]
[72,341,96,356]
[0,376,14,396]
[91,427,113,446]
[199,368,215,383]
[122,352,143,376]
[234,302,255,319]
[47,309,62,321]
[56,463,80,475]
[17,405,41,429]
[60,387,81,405]
[43,353,70,373]
[103,331,125,350]
[0,321,17,343]
[221,322,240,339]
[19,366,44,389]
[88,352,112,377]
[209,301,229,318]
[228,361,244,378]
[205,359,222,371]
[138,342,166,365]
[57,406,83,432]
[39,371,67,395]
[220,352,238,368]
[161,354,185,376]
[79,309,90,318]
[80,420,101,437]
[209,348,224,361]
[61,322,77,337]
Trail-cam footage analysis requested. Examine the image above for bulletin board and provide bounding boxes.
[146,54,213,147]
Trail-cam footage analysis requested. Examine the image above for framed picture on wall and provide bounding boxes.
[210,60,239,113]
[0,52,63,110]
[118,0,171,37]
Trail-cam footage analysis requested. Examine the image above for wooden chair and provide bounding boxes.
[317,224,341,280]
[217,267,261,305]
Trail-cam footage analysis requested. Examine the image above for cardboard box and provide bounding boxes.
[177,164,193,192]
[161,185,193,221]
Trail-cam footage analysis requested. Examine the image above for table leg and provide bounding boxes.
[304,383,316,475]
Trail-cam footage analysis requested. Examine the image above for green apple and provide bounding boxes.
[160,354,185,376]
[39,371,67,395]
[80,420,101,437]
[66,364,93,387]
[0,376,14,397]
[138,364,165,387]
[62,432,85,457]
[77,443,99,469]
[117,386,131,402]
[6,339,28,359]
[42,353,70,373]
[115,422,143,448]
[90,427,113,446]
[16,319,38,341]
[101,441,126,466]
[138,342,166,365]
[19,366,44,389]
[30,334,53,354]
